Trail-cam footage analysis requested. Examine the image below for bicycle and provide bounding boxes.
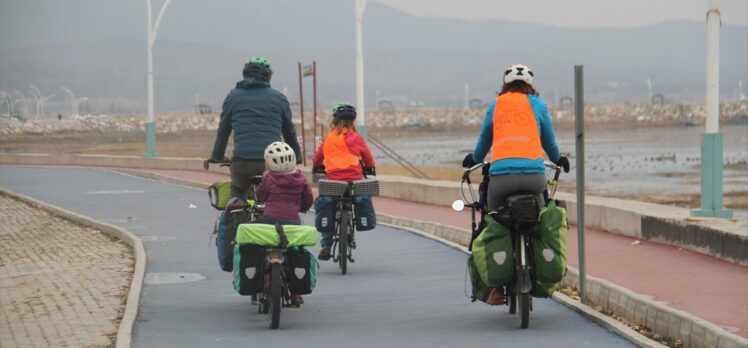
[313,165,378,275]
[453,160,563,329]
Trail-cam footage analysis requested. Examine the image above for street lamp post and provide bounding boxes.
[692,0,732,218]
[144,0,172,158]
[61,86,77,116]
[28,85,41,119]
[355,0,368,142]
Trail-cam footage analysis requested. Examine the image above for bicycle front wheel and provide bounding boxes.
[338,209,348,275]
[268,263,282,329]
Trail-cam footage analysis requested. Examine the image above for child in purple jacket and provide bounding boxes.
[256,142,313,225]
[255,141,313,307]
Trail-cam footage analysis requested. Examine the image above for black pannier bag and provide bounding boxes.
[285,247,317,295]
[314,195,336,233]
[233,244,265,296]
[353,195,376,231]
[219,204,253,272]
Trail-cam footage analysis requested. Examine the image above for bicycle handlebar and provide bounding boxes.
[544,161,562,182]
[203,158,231,170]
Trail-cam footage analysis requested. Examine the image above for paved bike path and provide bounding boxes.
[135,168,748,338]
[0,166,633,347]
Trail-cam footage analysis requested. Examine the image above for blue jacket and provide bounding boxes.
[211,77,301,161]
[472,94,560,175]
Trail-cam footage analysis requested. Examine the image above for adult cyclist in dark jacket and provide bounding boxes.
[210,57,302,201]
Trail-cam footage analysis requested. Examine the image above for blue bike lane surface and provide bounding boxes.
[0,166,634,347]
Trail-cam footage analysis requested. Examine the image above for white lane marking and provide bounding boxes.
[86,190,147,195]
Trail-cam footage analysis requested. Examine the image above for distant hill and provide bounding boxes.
[1,0,746,114]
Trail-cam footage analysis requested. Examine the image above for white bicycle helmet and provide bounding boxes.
[264,141,297,172]
[503,64,534,86]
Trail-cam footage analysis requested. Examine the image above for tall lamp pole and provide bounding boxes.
[61,86,77,116]
[355,0,368,142]
[692,0,732,218]
[144,0,172,158]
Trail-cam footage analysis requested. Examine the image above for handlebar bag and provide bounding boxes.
[208,180,232,210]
[353,195,376,231]
[468,214,514,303]
[232,244,264,295]
[531,200,568,298]
[286,247,317,295]
[314,195,336,233]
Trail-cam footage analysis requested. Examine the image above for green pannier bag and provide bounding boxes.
[531,200,568,297]
[236,224,319,247]
[209,180,233,210]
[467,214,514,302]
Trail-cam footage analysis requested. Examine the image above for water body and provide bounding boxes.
[377,125,748,195]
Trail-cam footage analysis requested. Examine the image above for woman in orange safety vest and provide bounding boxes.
[312,103,375,260]
[463,64,569,211]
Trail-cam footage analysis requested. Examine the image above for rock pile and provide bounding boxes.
[1,102,745,135]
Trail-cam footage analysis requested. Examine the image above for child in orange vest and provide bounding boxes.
[312,103,375,260]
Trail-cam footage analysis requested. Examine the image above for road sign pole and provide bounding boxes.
[298,63,306,166]
[574,65,587,304]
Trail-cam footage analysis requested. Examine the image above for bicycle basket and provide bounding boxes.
[352,179,379,196]
[318,179,349,196]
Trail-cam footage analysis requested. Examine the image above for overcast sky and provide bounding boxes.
[373,0,748,28]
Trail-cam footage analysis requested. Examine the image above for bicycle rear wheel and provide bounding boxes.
[338,209,348,274]
[268,263,281,329]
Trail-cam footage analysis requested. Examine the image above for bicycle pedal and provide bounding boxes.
[349,257,355,263]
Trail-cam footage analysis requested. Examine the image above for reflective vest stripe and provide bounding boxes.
[322,130,360,171]
[490,93,543,161]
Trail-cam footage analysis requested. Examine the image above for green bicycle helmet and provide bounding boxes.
[243,56,273,81]
[331,103,356,120]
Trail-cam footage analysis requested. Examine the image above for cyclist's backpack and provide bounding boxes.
[233,244,264,295]
[314,195,336,233]
[215,198,253,272]
[467,214,514,302]
[353,195,376,231]
[208,180,232,210]
[531,200,569,298]
[286,247,317,295]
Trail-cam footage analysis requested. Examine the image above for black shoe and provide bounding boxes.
[318,246,332,261]
[289,294,304,308]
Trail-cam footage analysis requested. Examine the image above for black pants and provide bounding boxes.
[486,173,546,212]
[230,159,265,201]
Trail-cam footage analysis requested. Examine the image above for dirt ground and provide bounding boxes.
[1,129,746,210]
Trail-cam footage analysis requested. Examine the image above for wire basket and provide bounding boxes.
[352,179,380,196]
[318,179,349,196]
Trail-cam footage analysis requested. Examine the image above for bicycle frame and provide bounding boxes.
[331,183,355,273]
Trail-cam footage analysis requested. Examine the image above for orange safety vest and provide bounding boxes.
[490,92,543,161]
[322,129,360,171]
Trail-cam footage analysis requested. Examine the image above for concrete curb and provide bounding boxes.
[0,187,146,348]
[561,268,748,348]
